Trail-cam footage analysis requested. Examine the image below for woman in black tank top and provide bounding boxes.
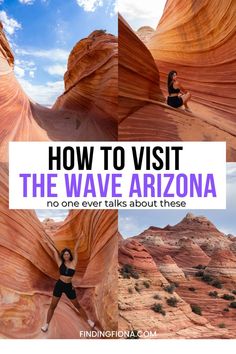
[167,70,192,111]
[41,236,98,333]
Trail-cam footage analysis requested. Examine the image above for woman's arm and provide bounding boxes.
[44,238,61,266]
[175,80,188,94]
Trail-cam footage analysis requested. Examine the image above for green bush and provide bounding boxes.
[222,294,235,301]
[166,297,178,307]
[164,284,175,294]
[143,281,150,288]
[195,270,204,277]
[191,304,202,315]
[153,294,162,300]
[232,290,236,295]
[151,303,166,316]
[188,287,196,292]
[212,279,223,289]
[120,264,140,279]
[229,301,236,308]
[202,274,213,283]
[223,308,229,312]
[208,291,218,298]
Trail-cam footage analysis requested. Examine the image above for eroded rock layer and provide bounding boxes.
[119,213,236,338]
[0,25,118,163]
[0,23,118,338]
[119,1,236,161]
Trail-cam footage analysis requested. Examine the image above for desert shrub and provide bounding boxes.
[164,284,175,294]
[229,301,236,308]
[153,294,162,300]
[223,308,229,312]
[222,294,235,301]
[218,323,226,328]
[232,290,236,295]
[212,279,223,289]
[120,264,140,279]
[126,330,140,339]
[208,291,218,298]
[195,270,204,277]
[151,303,166,316]
[143,281,150,288]
[128,287,133,294]
[166,297,178,307]
[188,287,196,292]
[173,282,179,288]
[191,304,202,315]
[195,264,206,270]
[202,274,213,283]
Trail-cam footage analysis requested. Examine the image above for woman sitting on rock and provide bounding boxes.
[41,235,97,333]
[167,70,191,112]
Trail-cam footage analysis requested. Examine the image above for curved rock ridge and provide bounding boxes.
[119,213,236,337]
[118,2,236,161]
[158,255,186,282]
[205,249,236,285]
[173,238,210,268]
[118,15,164,124]
[53,30,118,123]
[119,239,160,273]
[0,24,117,163]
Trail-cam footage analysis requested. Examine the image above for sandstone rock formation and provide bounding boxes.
[119,213,236,338]
[118,15,164,125]
[0,25,118,163]
[119,1,236,160]
[0,23,118,338]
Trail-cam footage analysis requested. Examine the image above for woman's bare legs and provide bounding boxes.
[70,298,89,322]
[41,296,60,332]
[181,92,191,110]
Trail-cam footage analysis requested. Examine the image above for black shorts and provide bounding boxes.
[53,279,76,300]
[167,96,183,108]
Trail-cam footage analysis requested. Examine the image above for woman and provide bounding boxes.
[167,70,191,111]
[41,236,95,332]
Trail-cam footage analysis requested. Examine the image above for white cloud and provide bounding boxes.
[19,0,35,4]
[118,215,146,238]
[0,0,4,4]
[18,78,64,107]
[76,0,103,12]
[44,64,66,76]
[15,48,69,62]
[119,0,167,30]
[29,70,35,78]
[0,10,21,35]
[14,65,25,78]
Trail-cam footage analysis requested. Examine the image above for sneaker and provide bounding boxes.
[87,319,95,328]
[41,323,49,332]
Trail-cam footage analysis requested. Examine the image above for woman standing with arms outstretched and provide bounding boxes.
[41,235,95,332]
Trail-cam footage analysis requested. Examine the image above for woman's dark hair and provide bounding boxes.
[167,70,177,94]
[60,248,73,262]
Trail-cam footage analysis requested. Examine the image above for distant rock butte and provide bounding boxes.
[119,213,236,338]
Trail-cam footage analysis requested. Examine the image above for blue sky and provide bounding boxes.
[0,0,117,106]
[119,0,166,30]
[119,164,236,238]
